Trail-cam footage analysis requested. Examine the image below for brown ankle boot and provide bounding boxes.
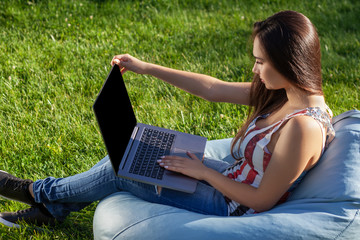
[0,170,37,206]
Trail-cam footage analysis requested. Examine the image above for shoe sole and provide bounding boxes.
[0,216,21,228]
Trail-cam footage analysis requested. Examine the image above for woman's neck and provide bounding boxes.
[285,86,326,110]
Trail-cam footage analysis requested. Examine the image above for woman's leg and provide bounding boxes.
[32,156,120,220]
[95,157,230,216]
[0,156,123,226]
[33,157,231,219]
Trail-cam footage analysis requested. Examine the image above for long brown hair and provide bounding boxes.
[231,11,323,159]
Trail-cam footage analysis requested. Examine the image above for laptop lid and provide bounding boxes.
[93,64,136,173]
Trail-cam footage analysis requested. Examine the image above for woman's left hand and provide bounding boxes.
[157,152,208,180]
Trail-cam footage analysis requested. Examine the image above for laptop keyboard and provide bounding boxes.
[129,128,175,180]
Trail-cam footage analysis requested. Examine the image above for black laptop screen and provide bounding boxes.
[93,64,137,172]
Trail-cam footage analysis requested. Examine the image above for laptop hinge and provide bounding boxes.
[120,126,139,170]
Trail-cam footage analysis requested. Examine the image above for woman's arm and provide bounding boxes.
[111,54,251,105]
[159,116,323,212]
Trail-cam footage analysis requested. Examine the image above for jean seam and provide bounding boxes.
[334,208,360,240]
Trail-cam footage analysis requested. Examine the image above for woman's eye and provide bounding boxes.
[256,61,263,65]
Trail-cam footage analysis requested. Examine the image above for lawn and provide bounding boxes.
[0,0,359,238]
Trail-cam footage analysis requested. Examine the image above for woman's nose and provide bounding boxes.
[252,63,259,74]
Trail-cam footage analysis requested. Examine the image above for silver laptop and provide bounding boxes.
[93,64,207,193]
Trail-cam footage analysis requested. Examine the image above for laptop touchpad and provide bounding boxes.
[172,148,188,158]
[172,147,203,161]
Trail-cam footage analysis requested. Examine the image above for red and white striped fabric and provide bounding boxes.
[222,107,335,216]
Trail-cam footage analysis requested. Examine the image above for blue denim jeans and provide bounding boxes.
[32,156,231,220]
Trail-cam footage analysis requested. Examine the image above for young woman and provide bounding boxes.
[0,10,334,227]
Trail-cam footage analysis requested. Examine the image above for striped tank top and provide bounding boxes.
[222,107,335,216]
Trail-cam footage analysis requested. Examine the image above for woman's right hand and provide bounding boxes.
[111,54,148,75]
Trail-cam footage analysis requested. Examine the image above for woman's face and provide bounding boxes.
[252,37,290,90]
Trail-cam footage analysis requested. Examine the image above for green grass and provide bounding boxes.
[0,0,359,238]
